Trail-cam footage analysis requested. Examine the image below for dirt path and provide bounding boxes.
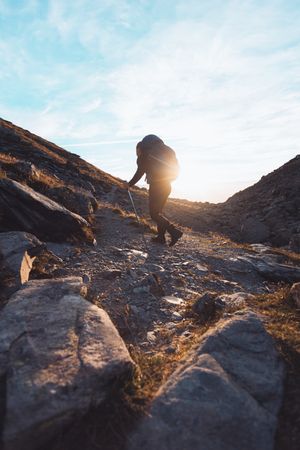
[61,195,273,353]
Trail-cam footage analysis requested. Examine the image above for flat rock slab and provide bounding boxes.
[238,255,300,282]
[128,311,285,450]
[0,178,94,243]
[0,277,134,450]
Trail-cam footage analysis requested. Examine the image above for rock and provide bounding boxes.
[237,255,300,282]
[288,282,300,308]
[82,274,91,284]
[46,186,98,219]
[195,263,209,273]
[101,269,122,280]
[165,345,177,354]
[171,311,183,321]
[162,296,185,306]
[126,249,148,261]
[192,291,218,321]
[240,217,270,243]
[0,178,94,243]
[128,312,285,450]
[0,277,134,450]
[133,286,150,294]
[144,263,165,273]
[0,231,43,287]
[146,331,157,343]
[217,292,255,308]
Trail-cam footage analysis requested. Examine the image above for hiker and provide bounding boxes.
[126,134,183,246]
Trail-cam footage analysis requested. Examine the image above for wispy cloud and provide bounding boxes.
[1,0,300,201]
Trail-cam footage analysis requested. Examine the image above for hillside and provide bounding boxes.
[0,118,299,450]
[162,156,300,252]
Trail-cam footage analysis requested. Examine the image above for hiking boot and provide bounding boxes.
[151,234,166,244]
[169,228,183,247]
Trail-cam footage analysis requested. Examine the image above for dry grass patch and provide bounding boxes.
[0,153,19,164]
[111,204,156,234]
[127,314,224,403]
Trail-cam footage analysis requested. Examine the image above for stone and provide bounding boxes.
[288,282,300,308]
[101,269,122,280]
[82,274,91,284]
[171,311,183,321]
[0,178,94,243]
[126,249,148,260]
[237,255,300,282]
[146,331,157,343]
[192,291,218,321]
[133,286,150,294]
[0,277,134,450]
[195,263,209,272]
[162,296,185,306]
[128,312,285,450]
[217,292,255,308]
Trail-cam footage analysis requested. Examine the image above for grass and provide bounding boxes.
[111,204,157,234]
[0,153,19,164]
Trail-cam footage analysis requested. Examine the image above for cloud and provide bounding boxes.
[1,0,300,201]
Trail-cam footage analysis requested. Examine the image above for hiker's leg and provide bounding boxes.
[149,181,183,246]
[149,182,172,238]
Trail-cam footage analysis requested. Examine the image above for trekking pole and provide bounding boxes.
[127,189,148,251]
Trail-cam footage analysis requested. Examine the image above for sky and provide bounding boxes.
[0,0,299,202]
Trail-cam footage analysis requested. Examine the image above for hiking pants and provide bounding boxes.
[149,181,173,235]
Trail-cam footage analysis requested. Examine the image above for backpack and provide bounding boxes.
[147,144,179,182]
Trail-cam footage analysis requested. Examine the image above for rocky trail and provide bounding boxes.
[57,192,278,350]
[1,119,299,450]
[35,190,299,450]
[1,186,300,450]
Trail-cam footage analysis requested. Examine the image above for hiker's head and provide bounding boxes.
[137,135,164,154]
[141,135,164,147]
[136,142,142,157]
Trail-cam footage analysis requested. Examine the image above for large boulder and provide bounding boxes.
[0,277,134,450]
[0,178,94,243]
[128,311,285,450]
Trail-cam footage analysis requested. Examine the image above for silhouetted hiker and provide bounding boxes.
[126,134,183,246]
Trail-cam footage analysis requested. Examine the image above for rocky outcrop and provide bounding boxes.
[129,311,285,450]
[167,155,300,248]
[215,155,300,246]
[46,185,98,220]
[0,178,94,243]
[0,277,134,450]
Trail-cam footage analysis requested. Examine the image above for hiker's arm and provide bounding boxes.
[128,155,146,187]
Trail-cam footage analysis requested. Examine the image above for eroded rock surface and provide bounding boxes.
[0,178,94,243]
[0,277,134,450]
[128,311,285,450]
